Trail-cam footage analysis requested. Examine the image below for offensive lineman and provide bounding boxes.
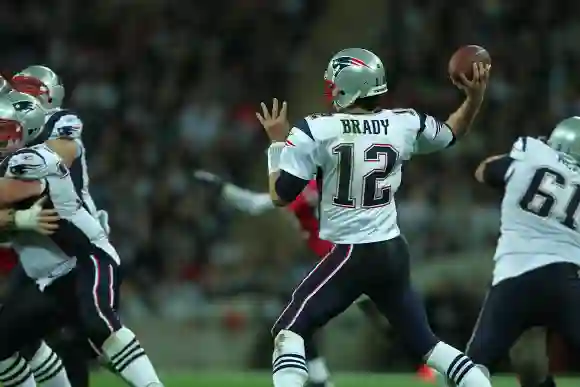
[261,48,492,387]
[463,119,580,386]
[0,91,76,387]
[9,65,110,387]
[0,92,163,387]
[11,65,106,223]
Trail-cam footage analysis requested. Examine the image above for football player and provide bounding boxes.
[10,65,110,387]
[11,65,107,226]
[261,48,492,387]
[0,92,74,387]
[462,119,580,387]
[0,91,163,387]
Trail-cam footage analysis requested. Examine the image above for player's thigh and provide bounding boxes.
[74,251,122,344]
[0,276,58,358]
[1,264,28,300]
[363,236,437,358]
[548,263,580,351]
[465,278,533,371]
[272,244,362,338]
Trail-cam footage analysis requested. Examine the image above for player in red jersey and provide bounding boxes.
[0,242,18,275]
[285,180,333,258]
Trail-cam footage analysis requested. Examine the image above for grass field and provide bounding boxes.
[89,371,579,387]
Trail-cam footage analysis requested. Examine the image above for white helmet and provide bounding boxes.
[12,65,65,110]
[324,48,388,109]
[0,91,46,153]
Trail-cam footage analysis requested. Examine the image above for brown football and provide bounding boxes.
[448,45,491,82]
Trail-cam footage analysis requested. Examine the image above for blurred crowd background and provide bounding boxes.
[2,0,579,371]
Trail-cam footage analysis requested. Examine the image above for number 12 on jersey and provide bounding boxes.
[332,143,398,208]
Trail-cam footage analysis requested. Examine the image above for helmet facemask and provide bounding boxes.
[0,119,24,154]
[4,91,47,147]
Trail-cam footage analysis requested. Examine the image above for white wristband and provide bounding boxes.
[15,208,40,230]
[267,142,285,173]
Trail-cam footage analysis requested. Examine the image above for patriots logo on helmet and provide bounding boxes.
[12,101,34,114]
[331,56,371,80]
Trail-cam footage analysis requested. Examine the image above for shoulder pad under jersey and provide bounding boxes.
[4,145,66,180]
[46,109,83,140]
[509,136,550,161]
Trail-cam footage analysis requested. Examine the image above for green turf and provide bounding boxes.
[89,371,579,387]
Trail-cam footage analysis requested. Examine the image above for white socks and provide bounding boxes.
[0,354,36,387]
[101,327,163,387]
[307,357,331,384]
[272,330,309,387]
[29,342,71,387]
[426,342,491,387]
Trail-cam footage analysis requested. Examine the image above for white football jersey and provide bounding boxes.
[279,109,455,244]
[1,144,119,287]
[493,137,580,284]
[44,108,98,215]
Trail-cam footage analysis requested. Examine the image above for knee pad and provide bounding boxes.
[274,330,304,355]
[272,330,308,385]
[28,341,66,385]
[100,326,147,373]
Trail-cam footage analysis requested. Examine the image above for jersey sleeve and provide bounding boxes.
[509,137,529,160]
[221,183,275,215]
[5,146,65,181]
[413,111,455,154]
[482,156,515,189]
[46,110,83,140]
[279,119,317,180]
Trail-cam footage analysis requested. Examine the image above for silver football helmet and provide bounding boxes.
[0,91,46,153]
[548,116,580,163]
[0,76,13,95]
[12,65,64,110]
[324,48,388,109]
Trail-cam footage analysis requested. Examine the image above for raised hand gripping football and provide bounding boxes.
[256,98,290,143]
[452,62,492,99]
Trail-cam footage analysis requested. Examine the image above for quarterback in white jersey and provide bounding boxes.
[465,119,580,387]
[260,48,492,387]
[0,93,163,387]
